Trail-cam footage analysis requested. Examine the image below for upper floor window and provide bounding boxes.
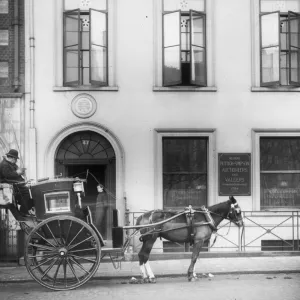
[260,0,300,87]
[63,0,108,87]
[0,0,8,14]
[162,0,206,87]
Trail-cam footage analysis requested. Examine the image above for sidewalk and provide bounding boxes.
[1,253,300,283]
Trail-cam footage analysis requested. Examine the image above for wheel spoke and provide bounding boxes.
[28,252,57,259]
[63,258,67,287]
[66,258,80,283]
[45,223,60,247]
[69,256,90,275]
[52,258,63,286]
[29,243,55,252]
[41,257,59,280]
[67,226,85,248]
[68,235,93,251]
[69,254,97,263]
[68,247,97,253]
[65,220,73,245]
[32,254,58,271]
[31,230,57,248]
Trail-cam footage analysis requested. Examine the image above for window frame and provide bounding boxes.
[251,0,300,91]
[252,129,300,211]
[154,129,216,209]
[153,0,216,92]
[54,0,118,91]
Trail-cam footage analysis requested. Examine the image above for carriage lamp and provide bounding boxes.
[73,180,84,193]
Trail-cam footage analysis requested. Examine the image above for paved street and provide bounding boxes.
[0,273,299,300]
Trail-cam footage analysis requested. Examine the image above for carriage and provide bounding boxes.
[0,177,244,291]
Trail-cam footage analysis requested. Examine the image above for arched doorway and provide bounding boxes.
[55,130,116,240]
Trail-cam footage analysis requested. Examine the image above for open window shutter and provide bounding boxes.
[63,9,80,86]
[260,12,280,86]
[190,10,206,86]
[163,11,181,86]
[288,11,300,86]
[89,9,108,86]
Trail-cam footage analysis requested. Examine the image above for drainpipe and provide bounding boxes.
[28,0,37,180]
[13,0,20,92]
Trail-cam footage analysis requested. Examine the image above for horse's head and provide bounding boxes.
[227,196,243,227]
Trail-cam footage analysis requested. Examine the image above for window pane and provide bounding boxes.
[261,173,300,208]
[191,13,204,47]
[260,138,300,171]
[261,13,279,48]
[260,0,300,13]
[0,0,8,13]
[163,138,207,172]
[90,10,106,46]
[164,12,180,47]
[290,14,300,48]
[65,51,79,83]
[0,61,8,86]
[65,14,79,47]
[163,46,181,85]
[191,46,206,85]
[65,0,107,11]
[90,45,107,84]
[181,16,190,51]
[0,30,8,46]
[290,50,300,81]
[163,137,207,209]
[261,46,280,82]
[163,0,205,12]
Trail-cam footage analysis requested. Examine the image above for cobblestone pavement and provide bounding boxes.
[0,273,299,300]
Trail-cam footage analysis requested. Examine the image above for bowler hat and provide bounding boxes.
[6,149,19,159]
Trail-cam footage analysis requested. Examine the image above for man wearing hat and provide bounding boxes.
[0,149,34,216]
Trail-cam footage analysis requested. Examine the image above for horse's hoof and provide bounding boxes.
[148,277,156,284]
[188,276,197,282]
[142,278,149,283]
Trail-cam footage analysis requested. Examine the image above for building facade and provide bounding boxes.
[1,0,300,253]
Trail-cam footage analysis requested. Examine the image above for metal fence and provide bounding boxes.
[0,208,24,262]
[125,210,300,253]
[1,209,299,262]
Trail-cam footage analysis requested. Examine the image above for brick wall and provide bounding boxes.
[0,0,25,94]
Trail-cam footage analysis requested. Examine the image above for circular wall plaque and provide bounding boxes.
[71,94,97,118]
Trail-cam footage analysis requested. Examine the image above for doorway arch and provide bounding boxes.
[44,122,125,226]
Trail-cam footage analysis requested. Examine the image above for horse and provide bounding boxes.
[135,196,243,283]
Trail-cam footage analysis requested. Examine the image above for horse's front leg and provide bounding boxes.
[187,240,204,282]
[138,237,157,283]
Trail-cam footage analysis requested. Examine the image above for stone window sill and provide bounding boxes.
[53,86,119,92]
[153,86,217,92]
[251,86,300,92]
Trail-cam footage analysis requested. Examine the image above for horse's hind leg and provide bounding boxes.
[187,239,204,282]
[138,237,157,283]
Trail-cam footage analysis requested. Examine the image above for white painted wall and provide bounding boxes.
[27,0,300,220]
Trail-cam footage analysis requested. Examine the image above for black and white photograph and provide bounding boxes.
[0,0,300,299]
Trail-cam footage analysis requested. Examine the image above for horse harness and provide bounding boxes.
[139,206,217,245]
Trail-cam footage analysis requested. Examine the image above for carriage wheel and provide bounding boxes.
[24,215,101,291]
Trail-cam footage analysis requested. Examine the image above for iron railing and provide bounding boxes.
[125,210,300,253]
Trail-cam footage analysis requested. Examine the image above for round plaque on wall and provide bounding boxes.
[71,93,97,118]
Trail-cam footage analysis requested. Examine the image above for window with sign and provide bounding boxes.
[260,137,300,209]
[260,0,300,87]
[63,0,108,87]
[162,0,206,87]
[163,137,208,209]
